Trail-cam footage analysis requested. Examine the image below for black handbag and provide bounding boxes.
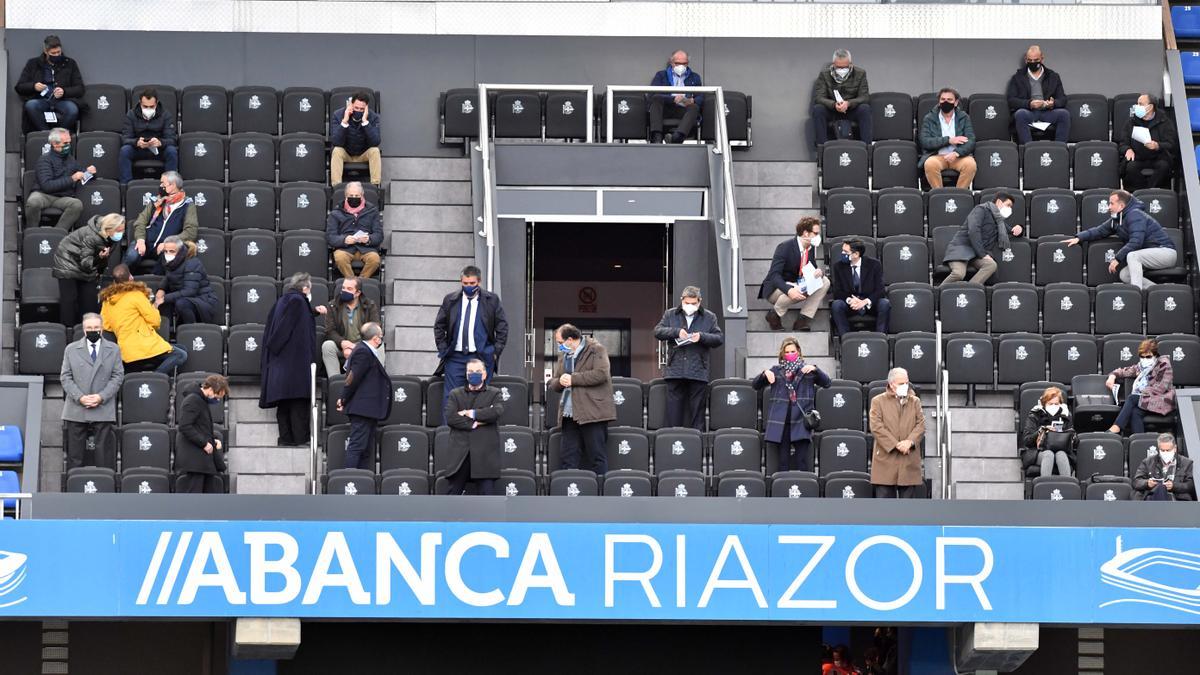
[1040,430,1074,454]
[802,408,822,431]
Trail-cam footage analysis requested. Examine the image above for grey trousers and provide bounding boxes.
[1120,247,1177,289]
[321,340,344,378]
[1039,449,1072,478]
[26,192,82,229]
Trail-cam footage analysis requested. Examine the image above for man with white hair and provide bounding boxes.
[26,127,92,229]
[1132,433,1194,501]
[124,171,198,271]
[811,48,872,146]
[60,312,123,471]
[868,367,926,498]
[326,181,384,279]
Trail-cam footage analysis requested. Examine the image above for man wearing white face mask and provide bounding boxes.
[941,191,1022,286]
[1132,433,1194,501]
[758,216,830,331]
[654,286,724,430]
[869,367,926,498]
[648,49,703,144]
[118,88,177,186]
[811,48,872,146]
[1117,93,1176,192]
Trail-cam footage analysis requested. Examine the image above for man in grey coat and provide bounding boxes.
[60,312,123,470]
[940,191,1023,286]
[654,285,724,430]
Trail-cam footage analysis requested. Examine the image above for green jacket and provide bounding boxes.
[812,65,870,110]
[917,108,976,168]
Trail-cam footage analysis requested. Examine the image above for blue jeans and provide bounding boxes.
[122,244,165,273]
[118,144,179,184]
[812,102,873,145]
[1014,108,1070,144]
[154,345,188,374]
[1113,394,1145,434]
[440,350,494,425]
[831,297,891,336]
[24,97,79,130]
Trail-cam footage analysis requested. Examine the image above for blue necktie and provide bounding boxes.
[90,345,97,362]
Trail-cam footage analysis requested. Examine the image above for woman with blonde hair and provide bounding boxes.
[1020,386,1073,477]
[51,212,125,326]
[100,264,187,374]
[753,336,830,473]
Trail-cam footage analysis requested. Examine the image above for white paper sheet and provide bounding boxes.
[1028,121,1051,132]
[800,262,823,295]
[833,90,845,104]
[1112,384,1121,405]
[1130,126,1152,145]
[43,111,57,124]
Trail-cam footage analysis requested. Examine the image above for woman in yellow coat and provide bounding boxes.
[99,264,188,374]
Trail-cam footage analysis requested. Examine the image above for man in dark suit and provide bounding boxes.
[830,238,890,337]
[433,265,508,424]
[337,323,392,471]
[175,374,228,494]
[758,216,829,331]
[649,49,703,144]
[442,358,505,495]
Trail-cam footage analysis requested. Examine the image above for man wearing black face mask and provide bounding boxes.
[15,35,85,131]
[60,313,123,471]
[918,87,976,189]
[434,266,509,424]
[1006,45,1070,145]
[336,323,392,471]
[321,277,380,378]
[326,182,383,278]
[442,358,505,495]
[330,91,382,186]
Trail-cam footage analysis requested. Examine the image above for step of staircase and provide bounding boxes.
[226,396,312,495]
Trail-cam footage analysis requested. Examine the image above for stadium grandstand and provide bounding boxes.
[2,0,1200,673]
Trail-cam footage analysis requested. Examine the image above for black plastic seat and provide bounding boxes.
[120,372,171,424]
[891,331,937,385]
[175,323,223,374]
[228,133,276,183]
[121,422,172,471]
[229,228,278,278]
[1048,333,1098,385]
[874,187,924,238]
[839,332,890,384]
[972,140,1019,189]
[1042,283,1091,334]
[1075,432,1126,480]
[937,282,987,333]
[820,140,869,189]
[18,322,66,376]
[279,133,326,183]
[1035,237,1084,286]
[327,468,377,496]
[815,380,864,432]
[1022,141,1070,190]
[1145,284,1194,335]
[869,92,915,141]
[1065,94,1109,143]
[80,84,129,133]
[996,333,1047,384]
[1029,475,1081,500]
[871,140,919,189]
[945,332,994,386]
[925,188,974,231]
[968,94,1011,141]
[228,180,277,231]
[1028,188,1079,238]
[282,87,327,135]
[770,471,820,498]
[379,425,431,476]
[230,275,278,325]
[231,86,279,135]
[1093,284,1143,335]
[279,182,330,232]
[823,187,873,238]
[885,282,936,333]
[817,430,870,476]
[1073,141,1120,190]
[879,235,929,285]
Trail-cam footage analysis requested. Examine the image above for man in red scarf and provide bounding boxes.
[325,181,384,278]
[124,171,197,273]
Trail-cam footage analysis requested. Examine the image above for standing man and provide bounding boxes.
[941,191,1022,286]
[811,48,872,146]
[330,91,382,187]
[1065,190,1176,289]
[549,324,616,476]
[758,216,830,332]
[648,50,703,144]
[175,375,228,494]
[654,286,724,430]
[1007,45,1070,145]
[337,323,392,471]
[869,367,926,498]
[60,313,123,471]
[321,277,380,378]
[919,87,976,189]
[830,239,889,336]
[442,358,505,495]
[433,265,508,424]
[14,35,85,131]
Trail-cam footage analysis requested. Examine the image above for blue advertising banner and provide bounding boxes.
[0,520,1198,623]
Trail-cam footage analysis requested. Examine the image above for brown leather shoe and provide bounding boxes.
[765,311,783,331]
[793,315,812,331]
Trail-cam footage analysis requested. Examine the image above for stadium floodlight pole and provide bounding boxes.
[309,363,318,495]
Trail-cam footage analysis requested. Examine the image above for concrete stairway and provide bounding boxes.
[384,157,476,378]
[226,385,312,495]
[943,391,1023,500]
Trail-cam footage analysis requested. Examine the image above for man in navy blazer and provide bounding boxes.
[649,50,703,144]
[337,323,392,470]
[433,265,509,424]
[830,238,890,337]
[757,217,830,331]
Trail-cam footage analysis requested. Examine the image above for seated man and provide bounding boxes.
[124,171,197,271]
[918,88,976,189]
[14,35,84,131]
[119,87,178,186]
[321,277,381,378]
[649,50,703,144]
[830,238,889,336]
[1118,93,1176,192]
[811,48,872,146]
[941,191,1022,286]
[330,91,382,186]
[326,182,383,279]
[1065,189,1176,289]
[26,127,92,230]
[758,216,830,332]
[1132,433,1194,501]
[1007,45,1069,145]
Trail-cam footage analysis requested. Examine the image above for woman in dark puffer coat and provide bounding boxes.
[154,236,217,326]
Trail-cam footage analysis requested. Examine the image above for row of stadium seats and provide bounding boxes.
[823,186,1178,238]
[1026,431,1179,481]
[819,140,1127,191]
[1026,475,1137,501]
[60,422,227,474]
[65,466,227,495]
[70,84,379,136]
[1014,380,1179,442]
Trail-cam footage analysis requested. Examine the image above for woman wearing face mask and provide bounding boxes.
[753,337,830,474]
[259,272,328,446]
[940,191,1022,287]
[153,236,217,328]
[1106,339,1175,435]
[52,213,126,326]
[1020,386,1074,478]
[175,374,229,494]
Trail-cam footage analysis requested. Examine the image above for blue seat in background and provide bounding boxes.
[0,427,22,463]
[1190,99,1200,133]
[0,471,19,508]
[1173,7,1200,39]
[1183,52,1200,85]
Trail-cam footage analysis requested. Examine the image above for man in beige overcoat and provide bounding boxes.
[869,367,926,498]
[549,323,616,475]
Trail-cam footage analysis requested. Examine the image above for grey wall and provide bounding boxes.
[5,30,1164,161]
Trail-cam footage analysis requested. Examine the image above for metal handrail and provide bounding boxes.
[605,85,742,313]
[0,493,33,519]
[475,84,596,289]
[941,369,953,500]
[309,363,318,495]
[934,320,945,499]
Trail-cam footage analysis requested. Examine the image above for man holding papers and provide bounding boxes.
[326,181,384,279]
[1118,94,1177,192]
[758,216,830,331]
[810,48,872,146]
[1006,45,1070,145]
[654,286,724,430]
